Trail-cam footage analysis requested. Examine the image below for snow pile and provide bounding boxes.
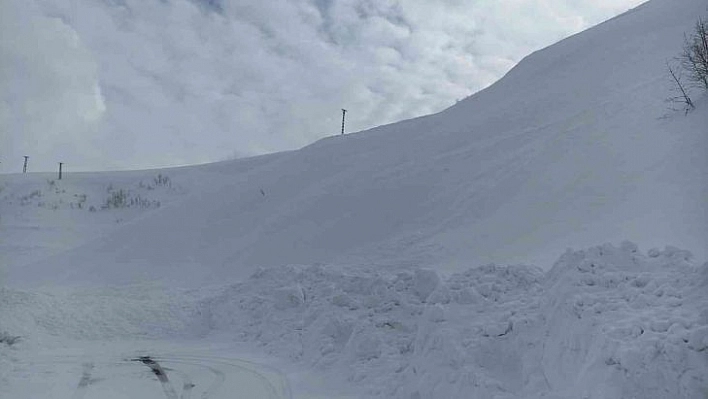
[207,243,708,398]
[0,243,705,397]
[541,243,708,399]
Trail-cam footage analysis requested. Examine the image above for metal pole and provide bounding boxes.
[59,162,63,180]
[23,156,29,173]
[341,109,347,135]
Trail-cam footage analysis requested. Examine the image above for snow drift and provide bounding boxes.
[207,243,708,398]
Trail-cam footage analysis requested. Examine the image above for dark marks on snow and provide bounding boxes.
[132,356,179,399]
[63,352,289,398]
[71,362,94,399]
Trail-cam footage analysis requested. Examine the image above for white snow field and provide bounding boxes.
[1,0,708,397]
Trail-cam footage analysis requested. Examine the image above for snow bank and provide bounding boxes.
[541,243,708,399]
[207,243,708,398]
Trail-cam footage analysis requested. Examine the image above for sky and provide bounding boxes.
[0,0,646,172]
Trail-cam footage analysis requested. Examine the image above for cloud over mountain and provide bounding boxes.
[1,0,644,171]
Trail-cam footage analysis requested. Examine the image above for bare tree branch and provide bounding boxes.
[667,62,695,113]
[680,18,708,90]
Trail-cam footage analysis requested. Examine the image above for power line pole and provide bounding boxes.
[58,162,64,180]
[23,156,29,173]
[341,109,347,135]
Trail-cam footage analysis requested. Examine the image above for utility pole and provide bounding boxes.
[341,109,347,135]
[23,156,29,173]
[58,162,64,180]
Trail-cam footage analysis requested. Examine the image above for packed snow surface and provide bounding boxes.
[2,0,708,397]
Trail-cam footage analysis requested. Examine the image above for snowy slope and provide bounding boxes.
[5,0,708,287]
[2,0,708,397]
[0,152,286,272]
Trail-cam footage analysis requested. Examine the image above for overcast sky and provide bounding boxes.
[1,0,646,172]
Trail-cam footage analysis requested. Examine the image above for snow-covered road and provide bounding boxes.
[3,342,292,399]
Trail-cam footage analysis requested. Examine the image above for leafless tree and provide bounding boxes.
[667,62,695,113]
[679,18,708,90]
[667,16,708,114]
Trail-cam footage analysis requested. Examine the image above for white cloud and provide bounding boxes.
[0,0,645,172]
[0,0,106,171]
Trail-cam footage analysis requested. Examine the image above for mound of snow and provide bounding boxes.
[541,243,707,398]
[205,243,707,398]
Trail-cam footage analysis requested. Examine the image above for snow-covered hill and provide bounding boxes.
[5,0,707,288]
[1,0,707,397]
